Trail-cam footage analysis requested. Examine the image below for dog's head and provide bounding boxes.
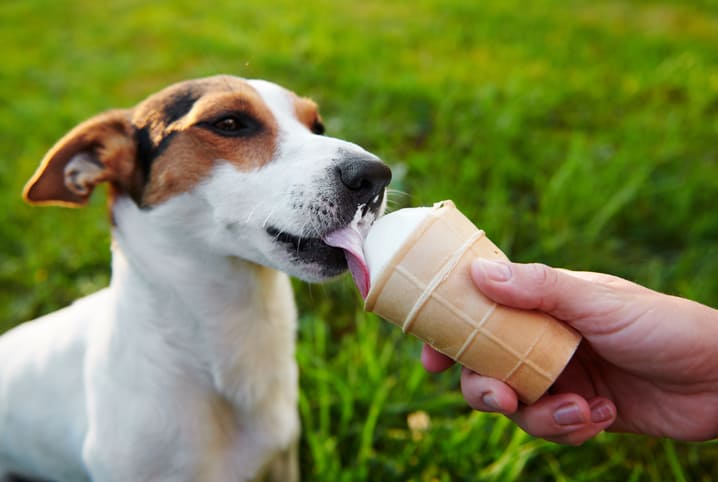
[23,75,391,282]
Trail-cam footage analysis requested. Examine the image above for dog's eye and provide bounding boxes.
[207,115,260,137]
[311,120,325,135]
[215,118,244,131]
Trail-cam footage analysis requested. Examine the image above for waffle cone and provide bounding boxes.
[365,201,581,404]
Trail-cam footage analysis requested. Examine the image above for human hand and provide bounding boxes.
[422,259,718,445]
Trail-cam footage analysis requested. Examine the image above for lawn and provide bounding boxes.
[2,0,718,480]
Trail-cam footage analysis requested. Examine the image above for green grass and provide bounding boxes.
[2,0,718,480]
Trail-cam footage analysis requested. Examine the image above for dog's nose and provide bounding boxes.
[337,158,392,206]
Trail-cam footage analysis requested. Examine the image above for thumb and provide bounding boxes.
[469,259,629,330]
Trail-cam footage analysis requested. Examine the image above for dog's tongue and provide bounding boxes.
[324,226,370,299]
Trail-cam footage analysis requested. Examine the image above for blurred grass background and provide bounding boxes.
[2,0,718,480]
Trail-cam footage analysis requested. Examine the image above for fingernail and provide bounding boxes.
[590,400,614,423]
[553,403,585,426]
[482,393,501,412]
[474,259,512,282]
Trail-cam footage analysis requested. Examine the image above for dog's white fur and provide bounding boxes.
[0,76,389,481]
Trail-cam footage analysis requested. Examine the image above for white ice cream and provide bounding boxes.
[363,206,432,287]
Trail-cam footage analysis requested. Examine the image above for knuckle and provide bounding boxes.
[526,263,560,312]
[508,410,549,438]
[528,262,557,288]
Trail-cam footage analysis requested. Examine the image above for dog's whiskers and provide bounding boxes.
[271,229,284,242]
[386,189,409,203]
[385,189,410,213]
[307,216,325,240]
[262,209,276,229]
[245,205,259,224]
[297,218,311,237]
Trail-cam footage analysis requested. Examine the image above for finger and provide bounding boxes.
[548,398,617,445]
[460,368,518,414]
[469,259,632,333]
[470,259,593,318]
[421,344,456,372]
[508,394,616,445]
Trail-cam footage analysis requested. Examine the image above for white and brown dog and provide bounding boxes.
[0,75,391,482]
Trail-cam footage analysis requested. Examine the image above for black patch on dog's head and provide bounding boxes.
[135,126,155,179]
[132,87,200,181]
[135,126,178,180]
[162,90,200,125]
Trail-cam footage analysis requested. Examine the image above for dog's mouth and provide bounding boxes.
[266,226,348,277]
[266,205,376,291]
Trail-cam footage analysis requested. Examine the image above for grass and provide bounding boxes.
[2,0,718,480]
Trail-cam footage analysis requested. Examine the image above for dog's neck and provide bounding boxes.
[107,196,298,412]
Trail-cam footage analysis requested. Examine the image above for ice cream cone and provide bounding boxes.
[364,200,581,404]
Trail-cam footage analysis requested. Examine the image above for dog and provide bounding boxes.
[0,75,391,482]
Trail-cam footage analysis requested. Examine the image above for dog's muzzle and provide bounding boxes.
[267,155,391,281]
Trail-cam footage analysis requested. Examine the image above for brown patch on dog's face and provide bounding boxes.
[135,77,280,206]
[26,76,331,210]
[294,96,325,135]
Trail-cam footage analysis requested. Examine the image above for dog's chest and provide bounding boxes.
[190,269,301,479]
[92,253,301,480]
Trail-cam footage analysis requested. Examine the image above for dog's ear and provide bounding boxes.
[23,109,142,207]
